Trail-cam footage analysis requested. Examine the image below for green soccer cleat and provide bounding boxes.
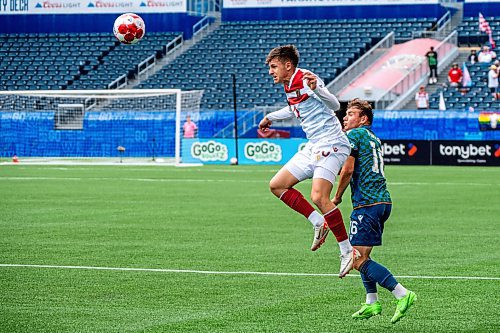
[391,290,417,324]
[352,301,382,319]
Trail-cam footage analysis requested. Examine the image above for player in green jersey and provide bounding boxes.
[333,99,416,323]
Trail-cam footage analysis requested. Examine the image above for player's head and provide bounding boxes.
[344,98,373,131]
[266,45,299,84]
[430,46,434,51]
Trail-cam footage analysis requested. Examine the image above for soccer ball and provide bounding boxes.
[230,157,238,165]
[113,13,145,45]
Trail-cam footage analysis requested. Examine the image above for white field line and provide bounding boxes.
[0,176,498,187]
[0,264,499,281]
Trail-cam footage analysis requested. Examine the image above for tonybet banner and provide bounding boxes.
[0,0,186,14]
[381,140,431,165]
[432,141,500,166]
[223,0,438,8]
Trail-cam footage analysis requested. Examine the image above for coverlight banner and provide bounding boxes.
[0,0,187,14]
[223,0,438,8]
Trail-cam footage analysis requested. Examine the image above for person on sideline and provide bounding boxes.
[183,115,198,138]
[258,44,354,277]
[333,99,417,323]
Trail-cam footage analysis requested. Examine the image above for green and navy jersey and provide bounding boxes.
[346,126,391,208]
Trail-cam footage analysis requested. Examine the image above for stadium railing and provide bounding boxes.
[380,31,459,110]
[327,32,395,95]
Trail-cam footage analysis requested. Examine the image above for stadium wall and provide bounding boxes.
[1,110,500,158]
[221,4,447,21]
[464,0,500,17]
[0,13,202,37]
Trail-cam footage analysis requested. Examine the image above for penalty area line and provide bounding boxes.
[0,264,499,281]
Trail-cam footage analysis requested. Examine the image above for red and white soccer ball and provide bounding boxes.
[113,13,145,45]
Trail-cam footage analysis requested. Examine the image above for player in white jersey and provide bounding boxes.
[259,45,354,277]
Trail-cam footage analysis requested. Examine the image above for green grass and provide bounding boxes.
[0,165,499,332]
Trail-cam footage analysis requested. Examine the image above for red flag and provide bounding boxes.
[479,13,492,34]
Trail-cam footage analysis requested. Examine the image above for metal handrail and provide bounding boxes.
[107,74,127,90]
[193,16,211,37]
[328,32,395,96]
[412,11,451,39]
[164,34,183,55]
[137,54,156,77]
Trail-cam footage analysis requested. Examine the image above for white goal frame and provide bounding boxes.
[0,89,203,166]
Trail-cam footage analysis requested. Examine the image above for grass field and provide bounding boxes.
[1,164,499,333]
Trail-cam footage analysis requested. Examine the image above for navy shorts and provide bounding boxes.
[349,204,392,246]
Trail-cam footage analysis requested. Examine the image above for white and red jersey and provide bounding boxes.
[267,68,346,144]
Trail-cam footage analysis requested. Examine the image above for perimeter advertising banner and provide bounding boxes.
[381,140,431,165]
[182,138,306,165]
[432,140,500,166]
[223,0,438,8]
[183,138,500,166]
[0,0,187,14]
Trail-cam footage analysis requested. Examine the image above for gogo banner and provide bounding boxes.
[223,0,438,8]
[182,138,306,165]
[381,140,431,165]
[432,140,500,166]
[0,0,187,14]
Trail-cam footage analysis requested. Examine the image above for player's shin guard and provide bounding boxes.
[279,188,315,219]
[361,271,378,294]
[323,207,348,242]
[359,259,398,292]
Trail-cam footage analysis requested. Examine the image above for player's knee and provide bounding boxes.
[269,179,284,197]
[353,254,369,271]
[310,191,328,210]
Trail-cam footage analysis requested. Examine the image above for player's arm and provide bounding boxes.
[332,156,355,205]
[303,72,340,111]
[259,106,293,131]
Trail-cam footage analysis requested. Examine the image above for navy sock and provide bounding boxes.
[359,259,398,291]
[360,271,377,294]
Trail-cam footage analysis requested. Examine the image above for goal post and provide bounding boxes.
[0,89,203,165]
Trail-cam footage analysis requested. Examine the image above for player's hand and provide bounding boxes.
[332,197,342,205]
[303,72,317,90]
[259,117,272,132]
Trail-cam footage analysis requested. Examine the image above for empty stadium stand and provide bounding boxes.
[137,17,437,110]
[0,32,181,91]
[457,16,500,47]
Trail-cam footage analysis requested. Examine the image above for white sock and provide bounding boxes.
[392,283,408,300]
[307,211,324,228]
[366,293,378,304]
[338,239,352,255]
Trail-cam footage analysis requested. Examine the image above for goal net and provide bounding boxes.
[0,89,203,165]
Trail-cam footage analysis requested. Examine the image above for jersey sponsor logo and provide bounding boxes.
[191,141,228,161]
[244,141,282,162]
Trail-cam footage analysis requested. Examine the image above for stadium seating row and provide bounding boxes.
[137,18,436,109]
